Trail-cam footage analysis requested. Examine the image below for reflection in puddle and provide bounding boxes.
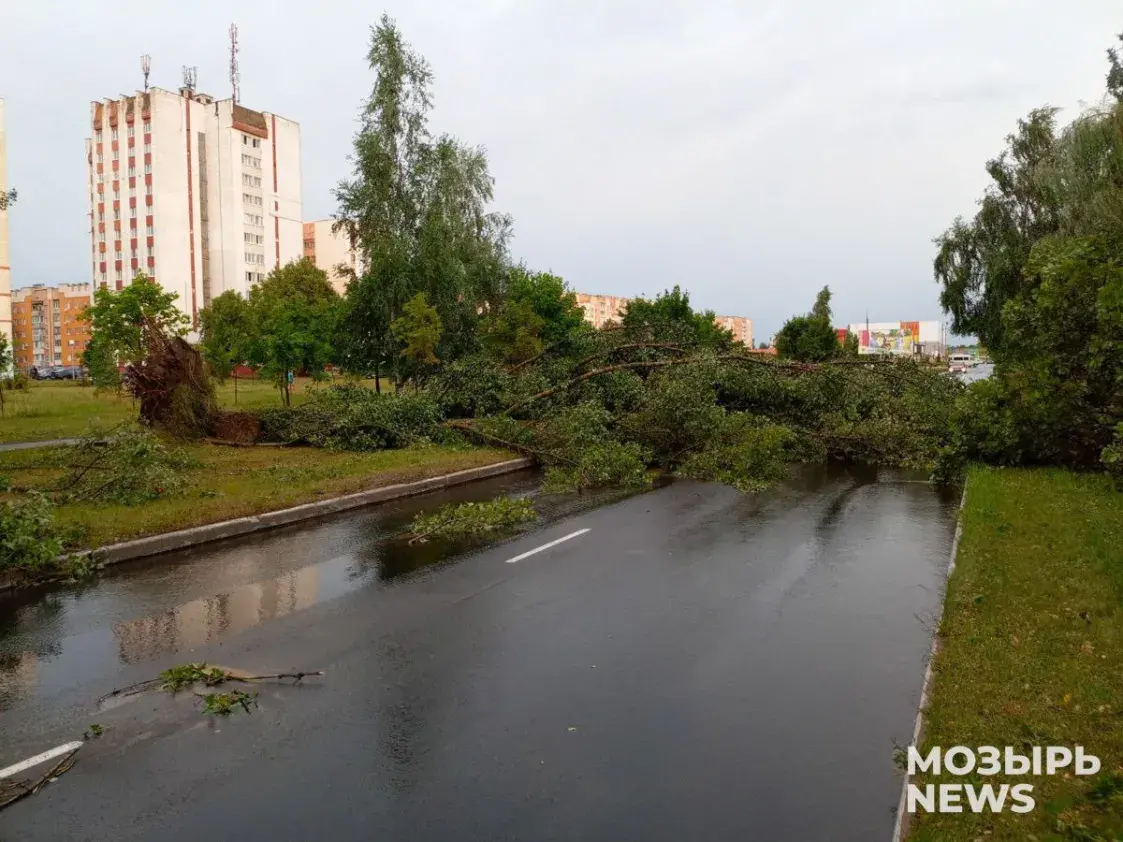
[0,472,644,713]
[113,555,364,664]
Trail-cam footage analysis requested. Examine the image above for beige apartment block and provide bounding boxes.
[85,86,303,326]
[574,292,633,328]
[303,218,362,294]
[575,292,753,346]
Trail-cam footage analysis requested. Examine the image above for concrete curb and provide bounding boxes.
[1,457,534,592]
[890,484,968,842]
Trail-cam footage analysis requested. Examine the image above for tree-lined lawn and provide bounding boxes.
[0,376,387,444]
[909,467,1123,841]
[0,440,512,550]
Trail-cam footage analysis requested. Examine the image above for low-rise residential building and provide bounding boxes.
[302,219,361,294]
[10,283,93,370]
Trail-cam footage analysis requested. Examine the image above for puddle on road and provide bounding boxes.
[0,470,643,713]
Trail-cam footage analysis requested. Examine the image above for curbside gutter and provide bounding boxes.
[890,484,968,842]
[1,457,535,593]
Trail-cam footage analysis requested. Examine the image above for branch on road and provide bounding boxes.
[0,746,80,812]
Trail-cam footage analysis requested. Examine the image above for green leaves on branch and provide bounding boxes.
[407,497,536,542]
[0,493,64,574]
[259,386,441,450]
[51,426,195,505]
[677,416,795,493]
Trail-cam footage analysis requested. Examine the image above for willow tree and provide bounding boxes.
[932,108,1061,356]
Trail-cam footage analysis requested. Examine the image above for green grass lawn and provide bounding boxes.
[0,441,513,549]
[0,376,388,443]
[909,467,1123,841]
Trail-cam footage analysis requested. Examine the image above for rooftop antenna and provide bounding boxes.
[229,23,240,104]
[141,54,151,92]
[182,65,197,92]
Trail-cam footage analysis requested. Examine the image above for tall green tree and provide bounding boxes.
[0,188,16,211]
[334,15,510,382]
[246,260,340,406]
[933,108,1061,355]
[198,290,252,403]
[81,274,190,390]
[775,286,839,362]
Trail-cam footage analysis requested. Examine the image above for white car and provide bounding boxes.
[948,354,971,374]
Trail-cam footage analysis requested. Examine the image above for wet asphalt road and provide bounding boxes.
[0,466,958,841]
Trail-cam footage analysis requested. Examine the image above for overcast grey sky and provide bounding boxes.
[2,1,1120,340]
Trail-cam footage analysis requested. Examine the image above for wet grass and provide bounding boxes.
[909,467,1123,841]
[0,442,513,549]
[0,376,391,443]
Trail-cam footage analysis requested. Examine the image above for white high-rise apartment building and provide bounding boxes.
[0,98,12,357]
[85,86,302,324]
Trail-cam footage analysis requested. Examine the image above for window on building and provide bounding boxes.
[253,138,260,149]
[143,121,150,133]
[96,152,103,164]
[128,165,135,177]
[113,147,119,160]
[146,224,154,236]
[146,181,152,195]
[95,131,103,143]
[111,128,118,140]
[113,209,120,220]
[115,250,122,260]
[144,142,151,155]
[144,162,151,174]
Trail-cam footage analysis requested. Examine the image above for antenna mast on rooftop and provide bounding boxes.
[182,65,197,92]
[141,54,151,92]
[229,23,240,104]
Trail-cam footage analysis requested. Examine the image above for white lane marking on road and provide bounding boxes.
[505,529,590,564]
[0,741,83,780]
